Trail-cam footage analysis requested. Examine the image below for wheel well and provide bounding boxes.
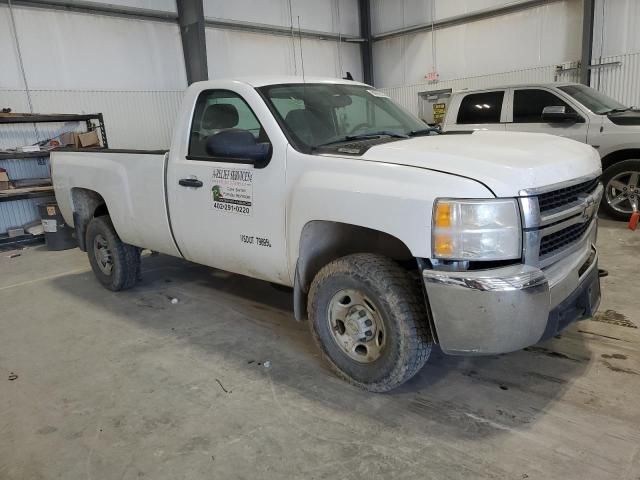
[293,221,415,321]
[601,149,640,171]
[94,203,109,217]
[70,188,109,251]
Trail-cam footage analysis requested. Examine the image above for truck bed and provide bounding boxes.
[51,149,181,258]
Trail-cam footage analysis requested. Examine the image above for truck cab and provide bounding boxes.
[442,83,640,220]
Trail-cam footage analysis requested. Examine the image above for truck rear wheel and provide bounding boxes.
[602,159,640,221]
[307,253,432,392]
[86,216,140,291]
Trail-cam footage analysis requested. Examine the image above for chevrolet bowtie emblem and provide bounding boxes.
[582,198,596,221]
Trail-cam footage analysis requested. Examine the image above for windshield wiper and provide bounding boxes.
[603,107,631,114]
[314,131,408,148]
[409,127,441,136]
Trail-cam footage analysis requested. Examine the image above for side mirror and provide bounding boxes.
[206,129,272,167]
[541,105,580,123]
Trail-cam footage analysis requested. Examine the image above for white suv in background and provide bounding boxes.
[443,83,640,220]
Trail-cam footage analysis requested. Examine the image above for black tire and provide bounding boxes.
[308,253,432,392]
[601,159,640,221]
[86,216,140,291]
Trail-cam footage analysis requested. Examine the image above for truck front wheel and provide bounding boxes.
[308,254,432,392]
[86,216,140,291]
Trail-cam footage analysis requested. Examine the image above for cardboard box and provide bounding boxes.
[59,132,76,147]
[77,130,100,148]
[0,170,10,190]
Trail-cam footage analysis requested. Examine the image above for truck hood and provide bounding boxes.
[359,131,601,197]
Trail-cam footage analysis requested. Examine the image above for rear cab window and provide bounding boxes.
[456,91,505,124]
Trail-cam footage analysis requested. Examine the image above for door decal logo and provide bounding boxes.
[211,167,253,216]
[212,185,224,202]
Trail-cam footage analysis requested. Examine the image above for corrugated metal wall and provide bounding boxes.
[0,121,87,150]
[593,0,640,58]
[591,51,640,109]
[0,197,54,235]
[372,0,582,89]
[0,90,183,150]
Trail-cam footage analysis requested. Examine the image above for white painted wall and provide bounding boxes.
[0,6,186,91]
[593,0,640,58]
[203,0,363,81]
[205,27,362,81]
[373,0,583,88]
[372,0,519,35]
[203,0,359,35]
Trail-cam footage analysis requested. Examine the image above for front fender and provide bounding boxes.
[285,151,494,280]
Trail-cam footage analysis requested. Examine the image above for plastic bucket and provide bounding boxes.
[38,203,77,251]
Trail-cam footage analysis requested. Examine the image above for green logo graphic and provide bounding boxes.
[212,185,223,201]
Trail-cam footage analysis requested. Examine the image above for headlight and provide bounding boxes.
[432,198,521,260]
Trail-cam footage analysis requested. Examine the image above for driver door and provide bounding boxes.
[166,89,288,284]
[505,88,589,143]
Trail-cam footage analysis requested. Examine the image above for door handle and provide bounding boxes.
[179,178,203,188]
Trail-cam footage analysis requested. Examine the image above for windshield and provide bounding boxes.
[558,84,628,114]
[258,83,428,150]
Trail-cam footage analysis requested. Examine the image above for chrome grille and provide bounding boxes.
[539,220,592,258]
[537,177,600,213]
[519,174,603,268]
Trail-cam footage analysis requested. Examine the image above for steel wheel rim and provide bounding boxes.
[327,289,386,363]
[93,233,113,275]
[605,170,640,214]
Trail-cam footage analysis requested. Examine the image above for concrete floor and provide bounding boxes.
[1,218,639,480]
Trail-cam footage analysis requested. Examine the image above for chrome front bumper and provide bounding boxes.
[422,242,600,355]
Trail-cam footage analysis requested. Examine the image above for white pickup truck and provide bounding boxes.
[442,83,640,220]
[52,77,602,392]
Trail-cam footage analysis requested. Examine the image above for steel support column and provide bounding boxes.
[176,0,208,84]
[358,0,374,85]
[580,0,595,86]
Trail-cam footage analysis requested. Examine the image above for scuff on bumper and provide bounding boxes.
[422,245,600,355]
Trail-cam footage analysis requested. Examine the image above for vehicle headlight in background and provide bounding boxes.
[432,198,521,260]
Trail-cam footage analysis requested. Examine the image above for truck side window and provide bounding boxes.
[513,89,577,123]
[456,91,504,124]
[189,90,269,158]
